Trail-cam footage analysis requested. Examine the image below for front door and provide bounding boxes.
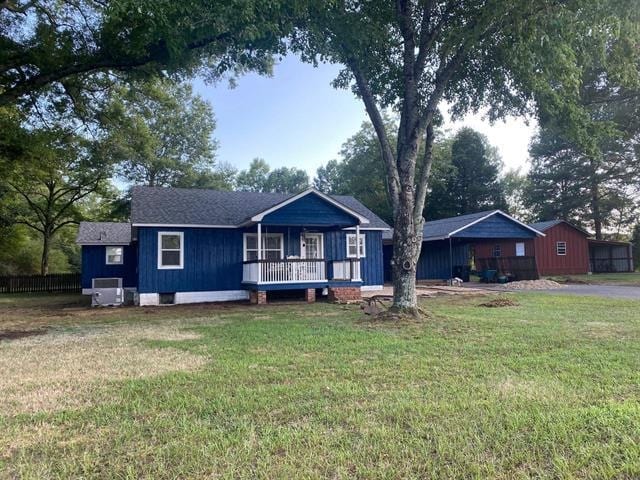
[301,233,323,259]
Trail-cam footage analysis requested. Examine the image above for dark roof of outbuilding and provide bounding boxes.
[529,220,562,231]
[529,219,590,236]
[130,186,390,229]
[421,210,499,241]
[383,210,544,242]
[76,222,131,245]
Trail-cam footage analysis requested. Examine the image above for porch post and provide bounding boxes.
[355,224,361,281]
[257,222,262,283]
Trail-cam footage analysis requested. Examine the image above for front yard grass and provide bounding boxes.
[1,293,639,478]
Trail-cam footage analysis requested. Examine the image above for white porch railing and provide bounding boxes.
[331,260,361,281]
[243,259,327,284]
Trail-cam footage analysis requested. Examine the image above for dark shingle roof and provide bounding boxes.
[130,186,390,229]
[76,222,131,245]
[383,210,546,242]
[529,220,563,232]
[421,210,499,241]
[529,219,590,236]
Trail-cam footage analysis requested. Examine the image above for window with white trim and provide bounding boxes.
[105,246,123,265]
[492,244,502,257]
[243,233,283,261]
[346,233,366,258]
[556,241,567,256]
[158,232,183,269]
[515,242,525,257]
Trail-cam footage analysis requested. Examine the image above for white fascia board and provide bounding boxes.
[77,242,131,246]
[342,227,390,231]
[132,223,237,229]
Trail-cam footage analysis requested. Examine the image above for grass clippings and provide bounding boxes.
[478,297,520,308]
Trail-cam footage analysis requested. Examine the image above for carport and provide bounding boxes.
[588,239,634,273]
[383,210,545,282]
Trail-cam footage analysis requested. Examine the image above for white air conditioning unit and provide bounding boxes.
[91,278,123,307]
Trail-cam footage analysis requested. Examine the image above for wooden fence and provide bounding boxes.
[0,273,81,294]
[475,256,539,281]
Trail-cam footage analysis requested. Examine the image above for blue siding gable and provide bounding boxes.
[261,193,360,226]
[453,214,536,239]
[81,244,137,289]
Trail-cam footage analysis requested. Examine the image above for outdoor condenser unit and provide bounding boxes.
[91,278,123,307]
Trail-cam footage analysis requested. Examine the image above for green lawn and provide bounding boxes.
[1,293,639,478]
[547,272,640,286]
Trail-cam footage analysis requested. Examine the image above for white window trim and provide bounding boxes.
[105,246,124,265]
[346,233,366,258]
[243,233,284,262]
[556,241,567,256]
[158,232,184,270]
[515,242,525,257]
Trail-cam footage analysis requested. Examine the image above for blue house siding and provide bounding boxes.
[454,215,536,239]
[384,241,468,282]
[261,193,359,226]
[137,226,385,294]
[137,227,245,294]
[416,241,469,280]
[325,230,384,286]
[81,245,137,289]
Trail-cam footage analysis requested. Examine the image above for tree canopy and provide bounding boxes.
[293,0,640,312]
[4,130,110,274]
[236,158,309,194]
[425,128,506,219]
[100,78,220,188]
[0,0,294,110]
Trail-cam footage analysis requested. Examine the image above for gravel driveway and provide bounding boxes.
[536,284,640,300]
[469,283,640,300]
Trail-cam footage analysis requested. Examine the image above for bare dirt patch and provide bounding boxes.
[493,377,561,400]
[0,323,206,416]
[0,328,48,341]
[583,321,631,340]
[478,298,520,308]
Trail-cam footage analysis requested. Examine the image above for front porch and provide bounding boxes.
[237,188,372,304]
[242,258,361,284]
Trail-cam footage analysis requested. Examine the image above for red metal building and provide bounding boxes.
[474,220,591,275]
[476,219,634,276]
[528,220,591,275]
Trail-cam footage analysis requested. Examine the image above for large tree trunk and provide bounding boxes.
[390,197,423,312]
[588,158,603,239]
[389,127,433,314]
[40,232,51,276]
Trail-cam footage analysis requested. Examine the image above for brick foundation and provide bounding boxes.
[250,290,267,305]
[305,288,316,303]
[328,286,361,303]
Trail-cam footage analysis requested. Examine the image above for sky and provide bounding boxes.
[192,55,538,178]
